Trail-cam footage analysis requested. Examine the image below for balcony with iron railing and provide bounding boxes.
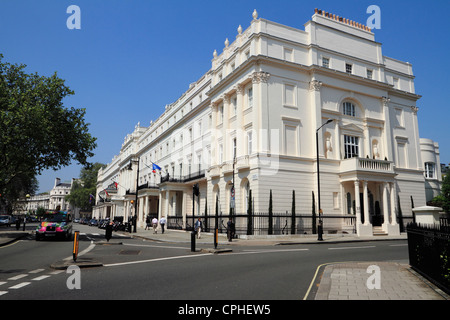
[160,170,206,184]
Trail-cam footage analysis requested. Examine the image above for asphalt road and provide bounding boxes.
[0,223,409,300]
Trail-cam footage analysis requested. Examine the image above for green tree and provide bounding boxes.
[0,54,97,211]
[430,171,450,213]
[65,163,105,211]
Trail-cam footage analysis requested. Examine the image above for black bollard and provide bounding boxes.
[191,230,196,252]
[317,220,323,241]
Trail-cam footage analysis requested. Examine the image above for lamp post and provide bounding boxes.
[127,157,140,233]
[192,183,199,252]
[316,119,334,241]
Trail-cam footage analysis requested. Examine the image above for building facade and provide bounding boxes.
[15,177,77,215]
[94,9,441,236]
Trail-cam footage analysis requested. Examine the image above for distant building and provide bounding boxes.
[15,177,78,214]
[94,9,441,236]
[48,177,74,211]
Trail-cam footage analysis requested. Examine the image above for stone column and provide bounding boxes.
[138,196,144,228]
[309,79,323,157]
[158,192,163,219]
[165,190,169,219]
[210,103,218,166]
[357,180,373,236]
[390,182,398,226]
[223,94,230,162]
[251,73,260,153]
[382,97,393,161]
[363,181,370,226]
[235,84,244,159]
[354,180,361,226]
[382,182,389,232]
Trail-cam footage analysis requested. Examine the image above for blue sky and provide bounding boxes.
[1,0,448,193]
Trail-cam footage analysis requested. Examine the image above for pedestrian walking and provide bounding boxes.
[159,216,166,234]
[145,215,151,230]
[152,217,158,234]
[105,220,113,242]
[195,218,202,239]
[227,218,235,242]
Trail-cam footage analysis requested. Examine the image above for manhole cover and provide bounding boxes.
[118,250,141,255]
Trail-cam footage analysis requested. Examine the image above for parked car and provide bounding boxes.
[89,219,98,226]
[0,215,11,227]
[35,211,73,241]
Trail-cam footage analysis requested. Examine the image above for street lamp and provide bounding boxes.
[316,119,334,241]
[127,157,140,233]
[192,183,199,252]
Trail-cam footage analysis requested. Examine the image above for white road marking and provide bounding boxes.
[242,248,309,253]
[104,253,212,267]
[328,246,376,250]
[32,275,50,281]
[0,291,7,296]
[49,270,64,275]
[9,282,31,289]
[8,274,28,281]
[123,242,188,250]
[29,268,45,274]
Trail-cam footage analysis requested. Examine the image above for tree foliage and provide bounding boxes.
[0,54,97,210]
[430,171,450,213]
[65,163,104,211]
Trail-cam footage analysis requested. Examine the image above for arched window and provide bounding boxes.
[343,102,356,117]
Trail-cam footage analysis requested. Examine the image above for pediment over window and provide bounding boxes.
[340,123,364,134]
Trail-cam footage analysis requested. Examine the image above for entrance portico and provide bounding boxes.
[340,158,400,236]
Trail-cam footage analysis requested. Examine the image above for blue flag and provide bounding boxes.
[152,163,161,172]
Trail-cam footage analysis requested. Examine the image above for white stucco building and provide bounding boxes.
[94,9,441,236]
[15,177,77,214]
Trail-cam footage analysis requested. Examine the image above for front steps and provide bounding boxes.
[372,226,388,236]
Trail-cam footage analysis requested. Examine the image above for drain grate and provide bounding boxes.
[118,250,141,255]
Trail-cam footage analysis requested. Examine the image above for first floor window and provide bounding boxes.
[425,162,435,179]
[344,135,359,159]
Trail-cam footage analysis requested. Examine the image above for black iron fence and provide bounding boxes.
[168,213,418,235]
[406,222,450,294]
[172,213,357,236]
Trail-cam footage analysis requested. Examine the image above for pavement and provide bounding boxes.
[1,225,448,300]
